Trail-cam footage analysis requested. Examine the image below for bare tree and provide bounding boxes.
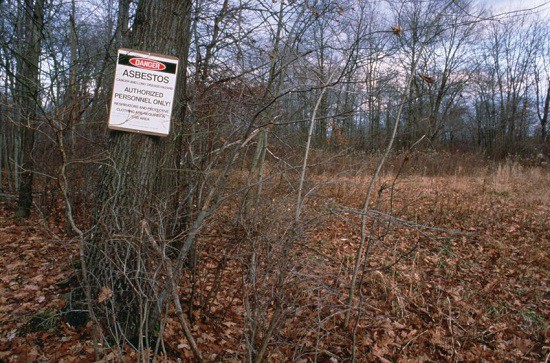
[479,14,540,154]
[534,20,550,146]
[14,0,45,218]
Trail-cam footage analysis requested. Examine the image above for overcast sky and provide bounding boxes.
[483,0,550,12]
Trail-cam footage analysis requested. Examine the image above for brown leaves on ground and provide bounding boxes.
[0,202,92,361]
[300,162,549,361]
[0,159,548,361]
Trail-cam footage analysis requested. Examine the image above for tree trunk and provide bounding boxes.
[115,0,131,46]
[86,0,192,348]
[541,83,549,144]
[15,0,45,218]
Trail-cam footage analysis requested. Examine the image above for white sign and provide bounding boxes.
[108,48,179,136]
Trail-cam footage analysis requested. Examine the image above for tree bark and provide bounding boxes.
[15,0,45,218]
[86,0,192,348]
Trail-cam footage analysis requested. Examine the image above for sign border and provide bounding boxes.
[108,48,179,137]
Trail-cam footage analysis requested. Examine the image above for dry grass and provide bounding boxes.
[279,156,550,361]
[188,154,549,361]
[1,154,548,362]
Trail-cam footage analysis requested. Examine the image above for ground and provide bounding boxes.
[0,156,548,361]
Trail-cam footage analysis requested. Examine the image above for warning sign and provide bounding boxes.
[108,48,179,136]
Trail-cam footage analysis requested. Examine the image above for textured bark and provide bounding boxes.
[15,0,45,218]
[115,0,131,46]
[87,0,192,347]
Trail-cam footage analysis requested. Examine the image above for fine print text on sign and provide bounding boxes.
[108,48,179,136]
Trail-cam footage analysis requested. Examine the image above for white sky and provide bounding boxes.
[483,0,550,13]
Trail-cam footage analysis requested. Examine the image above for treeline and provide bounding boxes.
[1,0,549,195]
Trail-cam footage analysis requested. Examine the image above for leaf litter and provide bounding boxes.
[0,167,548,361]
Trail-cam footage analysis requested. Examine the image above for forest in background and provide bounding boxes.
[1,0,549,183]
[0,0,548,361]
